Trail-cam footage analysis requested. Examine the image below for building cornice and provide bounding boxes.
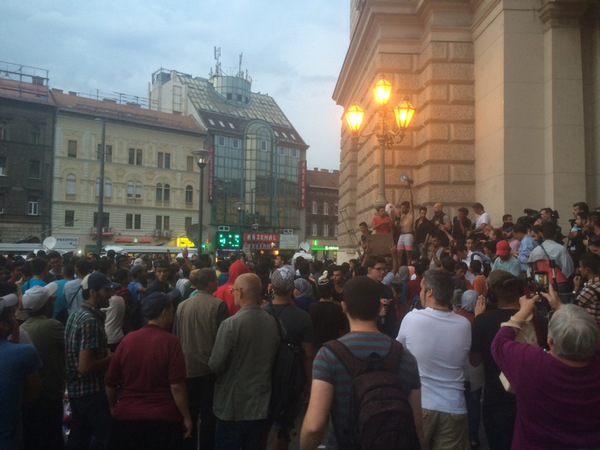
[539,0,590,31]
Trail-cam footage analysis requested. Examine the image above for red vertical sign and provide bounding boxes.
[300,160,306,209]
[208,146,214,201]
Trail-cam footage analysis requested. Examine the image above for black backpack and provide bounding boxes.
[266,304,305,440]
[324,339,420,450]
[127,290,145,331]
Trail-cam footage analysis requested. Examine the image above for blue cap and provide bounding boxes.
[142,289,178,319]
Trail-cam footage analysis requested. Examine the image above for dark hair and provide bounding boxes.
[589,235,600,248]
[413,259,428,277]
[502,214,512,222]
[312,260,323,273]
[455,261,468,272]
[112,269,129,285]
[341,262,350,273]
[470,260,482,274]
[299,261,310,277]
[484,241,497,254]
[419,206,427,213]
[577,212,589,221]
[473,203,484,210]
[365,256,386,269]
[423,270,454,308]
[343,277,382,321]
[331,265,343,275]
[154,259,169,270]
[490,273,520,304]
[294,256,305,269]
[541,207,553,216]
[441,256,455,273]
[76,259,93,276]
[588,213,600,228]
[47,251,61,260]
[181,265,191,278]
[455,244,467,253]
[513,223,527,234]
[8,260,25,272]
[276,253,289,264]
[97,259,114,275]
[542,223,559,240]
[190,268,217,291]
[30,258,47,276]
[580,253,600,275]
[21,262,32,278]
[400,201,410,208]
[573,202,589,213]
[317,280,333,299]
[216,260,230,273]
[458,207,469,215]
[0,282,18,297]
[359,222,368,228]
[63,264,75,279]
[493,229,504,240]
[354,266,368,276]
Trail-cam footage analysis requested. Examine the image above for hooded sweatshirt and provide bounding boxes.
[214,260,251,316]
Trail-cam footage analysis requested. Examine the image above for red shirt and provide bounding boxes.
[105,324,187,422]
[373,216,392,234]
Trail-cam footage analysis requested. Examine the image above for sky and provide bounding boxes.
[1,0,350,171]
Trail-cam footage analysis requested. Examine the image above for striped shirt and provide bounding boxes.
[312,332,420,449]
[65,302,108,398]
[578,277,600,321]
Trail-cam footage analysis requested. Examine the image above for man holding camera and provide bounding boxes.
[527,223,574,293]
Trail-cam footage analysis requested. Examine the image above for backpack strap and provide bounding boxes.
[66,285,83,310]
[382,339,404,375]
[324,339,364,379]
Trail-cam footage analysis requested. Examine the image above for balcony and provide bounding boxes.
[91,227,114,236]
[154,229,172,238]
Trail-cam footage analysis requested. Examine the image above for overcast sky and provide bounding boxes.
[2,0,349,171]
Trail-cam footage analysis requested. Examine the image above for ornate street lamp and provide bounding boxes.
[192,148,212,253]
[344,75,415,209]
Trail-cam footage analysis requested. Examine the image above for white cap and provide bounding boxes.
[134,258,144,266]
[0,294,18,312]
[22,284,58,312]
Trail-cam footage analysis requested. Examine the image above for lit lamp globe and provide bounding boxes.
[345,103,364,133]
[373,76,392,105]
[394,96,416,129]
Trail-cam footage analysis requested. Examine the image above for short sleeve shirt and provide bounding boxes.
[313,332,420,450]
[373,216,392,234]
[65,302,108,398]
[262,303,314,346]
[475,212,491,229]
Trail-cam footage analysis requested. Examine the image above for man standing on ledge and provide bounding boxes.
[209,273,280,450]
[372,206,392,234]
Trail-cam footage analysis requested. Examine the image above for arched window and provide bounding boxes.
[66,174,76,195]
[312,222,317,236]
[135,182,142,199]
[156,183,163,201]
[323,223,329,237]
[312,201,317,214]
[96,178,112,197]
[164,184,170,202]
[127,181,134,198]
[323,202,329,215]
[185,185,193,203]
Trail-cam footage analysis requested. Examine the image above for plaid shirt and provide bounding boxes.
[65,302,108,398]
[577,277,600,321]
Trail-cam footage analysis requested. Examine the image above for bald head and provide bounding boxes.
[235,273,262,306]
[434,203,443,213]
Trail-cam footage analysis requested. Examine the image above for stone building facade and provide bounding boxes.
[334,0,600,262]
[305,168,339,260]
[0,68,56,243]
[50,90,206,252]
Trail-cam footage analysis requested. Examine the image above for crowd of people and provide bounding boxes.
[1,198,600,450]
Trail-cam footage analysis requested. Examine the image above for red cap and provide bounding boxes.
[496,240,511,256]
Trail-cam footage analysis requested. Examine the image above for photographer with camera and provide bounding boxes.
[574,253,600,321]
[527,223,574,293]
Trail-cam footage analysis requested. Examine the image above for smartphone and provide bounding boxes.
[534,272,549,294]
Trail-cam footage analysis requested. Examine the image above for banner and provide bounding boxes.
[243,233,279,242]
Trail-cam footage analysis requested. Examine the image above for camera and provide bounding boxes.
[380,298,389,306]
[524,208,541,220]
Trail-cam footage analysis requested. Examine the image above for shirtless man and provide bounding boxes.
[396,183,415,265]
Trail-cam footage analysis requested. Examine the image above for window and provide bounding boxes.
[232,138,239,148]
[323,223,329,236]
[126,214,142,230]
[29,160,41,179]
[28,198,38,216]
[127,181,134,198]
[185,185,193,203]
[229,123,235,129]
[0,156,6,176]
[291,134,296,140]
[158,152,163,168]
[93,212,110,229]
[156,216,170,230]
[323,202,329,215]
[128,148,135,165]
[312,223,317,236]
[68,140,77,158]
[95,178,112,197]
[237,94,242,101]
[260,140,267,151]
[291,148,299,158]
[65,210,74,227]
[164,153,170,169]
[208,119,215,126]
[97,144,112,162]
[164,184,170,202]
[218,121,225,127]
[135,182,142,199]
[185,217,192,230]
[282,132,288,138]
[136,149,142,166]
[334,223,338,236]
[278,147,285,156]
[227,93,232,100]
[334,203,338,215]
[66,174,76,195]
[156,183,163,201]
[218,136,225,146]
[31,126,41,144]
[187,156,194,172]
[0,194,4,214]
[312,201,317,214]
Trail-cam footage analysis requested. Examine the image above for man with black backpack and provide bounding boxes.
[301,276,424,450]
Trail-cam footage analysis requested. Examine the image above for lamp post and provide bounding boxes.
[234,201,244,258]
[192,149,212,254]
[94,118,106,254]
[345,75,415,209]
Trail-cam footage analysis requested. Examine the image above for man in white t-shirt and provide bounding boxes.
[456,244,482,284]
[396,269,471,450]
[470,203,491,237]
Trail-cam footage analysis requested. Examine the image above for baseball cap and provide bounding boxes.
[271,268,294,291]
[22,284,58,312]
[134,258,144,266]
[84,272,120,291]
[142,289,178,319]
[130,264,146,278]
[495,240,511,257]
[0,294,18,313]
